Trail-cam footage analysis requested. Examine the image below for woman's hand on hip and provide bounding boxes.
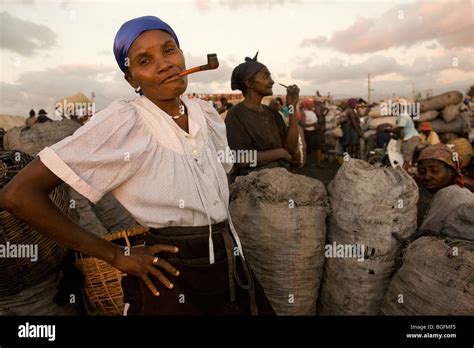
[113,244,180,296]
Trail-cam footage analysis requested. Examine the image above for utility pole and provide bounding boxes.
[368,73,375,104]
[412,81,415,101]
[91,92,96,116]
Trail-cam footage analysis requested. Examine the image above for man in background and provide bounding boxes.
[392,109,420,170]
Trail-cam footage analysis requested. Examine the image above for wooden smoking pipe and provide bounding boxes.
[179,53,219,77]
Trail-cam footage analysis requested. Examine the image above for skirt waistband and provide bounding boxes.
[143,221,228,262]
[147,221,227,237]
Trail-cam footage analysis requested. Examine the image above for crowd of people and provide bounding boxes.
[219,89,472,177]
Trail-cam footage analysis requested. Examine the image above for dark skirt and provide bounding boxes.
[304,129,323,152]
[341,120,360,146]
[122,221,275,316]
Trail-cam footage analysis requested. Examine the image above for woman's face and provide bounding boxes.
[417,159,455,192]
[246,67,274,96]
[125,30,187,100]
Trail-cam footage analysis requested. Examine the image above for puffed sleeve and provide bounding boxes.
[195,98,233,174]
[38,99,152,204]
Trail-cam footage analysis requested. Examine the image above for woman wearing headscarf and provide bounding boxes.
[299,99,320,167]
[417,122,440,150]
[313,99,329,166]
[416,143,473,237]
[340,98,362,159]
[0,16,274,315]
[224,53,301,181]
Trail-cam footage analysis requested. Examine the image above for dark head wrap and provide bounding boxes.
[231,52,266,91]
[113,16,180,74]
[347,98,358,108]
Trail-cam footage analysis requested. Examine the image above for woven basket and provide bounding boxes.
[447,137,473,167]
[0,150,74,297]
[74,225,149,316]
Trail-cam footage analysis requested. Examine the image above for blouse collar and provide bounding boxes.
[138,95,202,139]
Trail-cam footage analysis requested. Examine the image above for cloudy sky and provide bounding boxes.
[1,0,473,117]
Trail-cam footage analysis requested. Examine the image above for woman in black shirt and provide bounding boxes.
[225,53,301,181]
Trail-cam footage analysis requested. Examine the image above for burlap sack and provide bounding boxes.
[3,120,81,156]
[430,115,470,134]
[440,104,460,123]
[318,159,418,315]
[368,105,383,118]
[419,185,474,238]
[230,168,329,315]
[418,110,438,122]
[444,202,474,242]
[367,117,397,130]
[380,236,474,315]
[419,91,463,113]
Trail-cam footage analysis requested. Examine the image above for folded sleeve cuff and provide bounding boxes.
[38,147,104,204]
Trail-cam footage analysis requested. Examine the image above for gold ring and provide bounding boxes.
[152,256,160,266]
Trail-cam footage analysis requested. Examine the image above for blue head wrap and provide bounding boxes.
[113,16,180,74]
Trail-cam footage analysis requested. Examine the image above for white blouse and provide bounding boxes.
[303,110,318,131]
[38,95,243,263]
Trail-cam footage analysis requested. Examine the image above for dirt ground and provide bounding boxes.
[293,151,341,187]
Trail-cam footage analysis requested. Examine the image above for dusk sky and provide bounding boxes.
[1,0,473,117]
